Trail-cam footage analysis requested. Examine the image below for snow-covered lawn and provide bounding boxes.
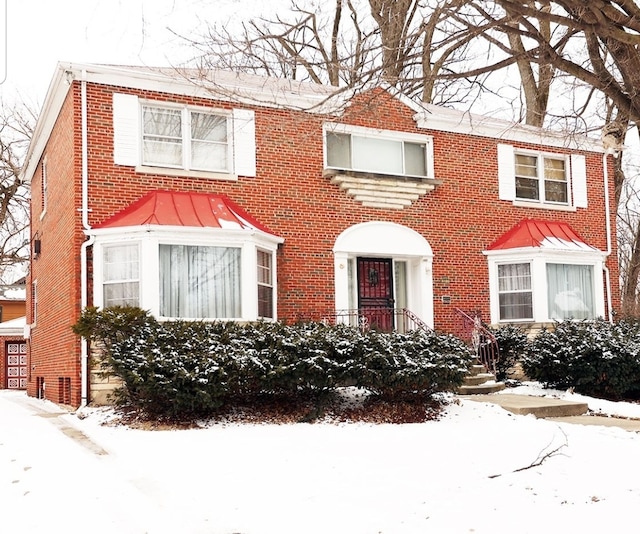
[2,386,640,534]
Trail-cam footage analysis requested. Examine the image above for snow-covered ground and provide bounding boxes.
[2,385,640,534]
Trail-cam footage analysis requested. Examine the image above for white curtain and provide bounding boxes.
[191,112,228,171]
[498,263,532,320]
[159,245,241,318]
[547,264,594,320]
[103,244,139,307]
[142,107,182,167]
[352,136,403,175]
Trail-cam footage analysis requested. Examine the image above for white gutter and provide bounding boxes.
[79,69,94,407]
[602,151,614,322]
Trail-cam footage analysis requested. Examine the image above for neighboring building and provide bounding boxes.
[0,281,27,390]
[21,62,619,407]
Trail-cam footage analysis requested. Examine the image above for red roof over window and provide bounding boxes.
[487,219,598,252]
[94,190,279,236]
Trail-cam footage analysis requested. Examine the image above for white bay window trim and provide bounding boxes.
[485,249,606,324]
[497,144,587,210]
[112,93,256,178]
[91,226,281,321]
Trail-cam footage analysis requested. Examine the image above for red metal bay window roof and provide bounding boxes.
[487,219,598,252]
[94,190,278,236]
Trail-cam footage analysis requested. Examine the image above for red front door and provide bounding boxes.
[5,342,27,389]
[357,257,394,331]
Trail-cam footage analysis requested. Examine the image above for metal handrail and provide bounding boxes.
[454,308,499,374]
[321,307,432,334]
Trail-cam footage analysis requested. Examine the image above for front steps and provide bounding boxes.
[458,364,505,395]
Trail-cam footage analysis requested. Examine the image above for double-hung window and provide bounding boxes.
[515,153,568,204]
[497,263,533,321]
[142,105,230,173]
[102,243,140,307]
[257,249,274,319]
[326,130,430,178]
[497,144,587,209]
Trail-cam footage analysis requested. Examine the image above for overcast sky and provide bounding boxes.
[2,0,280,107]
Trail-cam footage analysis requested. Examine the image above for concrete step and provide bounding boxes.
[458,382,506,395]
[462,393,588,418]
[469,365,486,376]
[464,373,496,386]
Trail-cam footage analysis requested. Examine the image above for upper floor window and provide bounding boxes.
[113,93,256,178]
[324,124,433,179]
[498,144,587,210]
[515,154,567,204]
[142,106,230,173]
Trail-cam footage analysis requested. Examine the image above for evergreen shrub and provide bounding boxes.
[522,319,640,400]
[489,324,529,381]
[74,307,473,418]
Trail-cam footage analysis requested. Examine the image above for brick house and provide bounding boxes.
[21,62,619,407]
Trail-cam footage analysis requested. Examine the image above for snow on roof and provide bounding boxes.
[487,219,599,252]
[93,190,280,238]
[0,316,26,337]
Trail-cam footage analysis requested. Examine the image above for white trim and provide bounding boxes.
[233,109,257,177]
[571,154,588,208]
[112,93,140,166]
[333,222,434,328]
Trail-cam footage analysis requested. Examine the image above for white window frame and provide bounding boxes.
[102,242,141,308]
[497,144,587,210]
[257,248,275,319]
[92,227,281,322]
[141,103,232,173]
[486,250,605,324]
[112,93,257,179]
[324,123,435,179]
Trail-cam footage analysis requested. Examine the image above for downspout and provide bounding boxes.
[602,151,613,323]
[80,69,94,407]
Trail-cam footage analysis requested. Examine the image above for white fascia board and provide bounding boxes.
[20,65,73,184]
[483,246,607,261]
[66,62,348,113]
[89,224,284,246]
[414,104,605,153]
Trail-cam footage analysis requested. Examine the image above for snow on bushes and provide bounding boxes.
[74,307,473,418]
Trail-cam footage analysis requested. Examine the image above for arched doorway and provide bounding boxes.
[333,222,434,330]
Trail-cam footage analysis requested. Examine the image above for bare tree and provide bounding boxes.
[0,99,33,284]
[187,0,496,106]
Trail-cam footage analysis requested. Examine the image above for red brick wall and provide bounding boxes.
[28,81,620,406]
[28,86,84,405]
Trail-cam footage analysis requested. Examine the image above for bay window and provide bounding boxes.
[488,257,602,324]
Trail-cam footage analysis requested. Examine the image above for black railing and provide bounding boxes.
[454,308,499,374]
[321,307,432,334]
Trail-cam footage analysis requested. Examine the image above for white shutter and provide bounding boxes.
[113,93,140,166]
[233,109,256,177]
[571,154,588,208]
[497,144,516,201]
